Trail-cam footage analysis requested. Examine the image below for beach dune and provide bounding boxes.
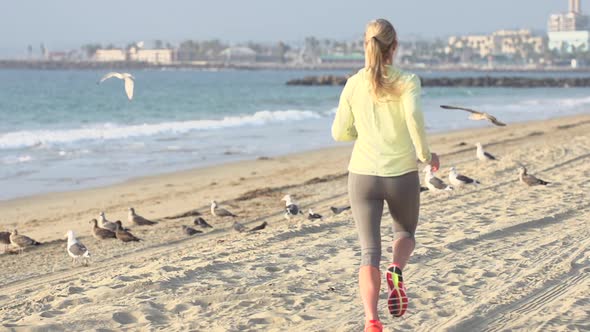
[1,114,589,331]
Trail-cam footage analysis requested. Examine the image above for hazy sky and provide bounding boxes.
[0,0,579,56]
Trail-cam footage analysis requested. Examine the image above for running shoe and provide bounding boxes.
[386,263,408,317]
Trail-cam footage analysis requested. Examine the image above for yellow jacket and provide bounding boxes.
[331,66,431,177]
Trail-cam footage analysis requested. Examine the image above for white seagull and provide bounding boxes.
[98,72,135,101]
[423,166,453,192]
[65,230,90,266]
[282,195,303,220]
[449,167,480,188]
[440,105,506,127]
[476,143,498,162]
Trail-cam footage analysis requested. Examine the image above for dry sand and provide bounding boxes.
[1,114,589,332]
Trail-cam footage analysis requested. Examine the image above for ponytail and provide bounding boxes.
[364,19,399,99]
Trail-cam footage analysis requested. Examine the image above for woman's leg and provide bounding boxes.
[349,173,385,324]
[384,171,420,269]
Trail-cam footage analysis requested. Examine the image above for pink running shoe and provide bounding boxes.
[386,263,408,317]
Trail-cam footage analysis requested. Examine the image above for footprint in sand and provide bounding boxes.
[112,311,138,325]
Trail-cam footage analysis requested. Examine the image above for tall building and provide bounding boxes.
[548,0,590,52]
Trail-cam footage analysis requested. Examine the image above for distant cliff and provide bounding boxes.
[286,75,590,88]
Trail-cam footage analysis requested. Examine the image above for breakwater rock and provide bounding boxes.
[286,75,590,88]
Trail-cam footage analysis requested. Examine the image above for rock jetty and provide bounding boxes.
[286,75,590,88]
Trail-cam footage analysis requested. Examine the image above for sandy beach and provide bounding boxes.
[1,114,589,331]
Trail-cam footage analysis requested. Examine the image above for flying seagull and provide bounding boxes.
[98,72,135,101]
[307,209,323,221]
[518,166,550,186]
[128,207,157,226]
[65,230,91,266]
[211,200,237,217]
[449,167,480,188]
[476,143,499,162]
[440,105,506,127]
[423,166,453,192]
[282,195,303,220]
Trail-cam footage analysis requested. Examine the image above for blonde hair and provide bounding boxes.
[365,19,399,98]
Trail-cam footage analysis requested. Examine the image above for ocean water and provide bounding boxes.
[1,69,589,200]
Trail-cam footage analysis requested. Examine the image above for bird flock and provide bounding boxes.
[1,85,551,269]
[422,106,550,192]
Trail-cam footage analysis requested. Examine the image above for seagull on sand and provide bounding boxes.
[65,230,90,266]
[1,231,10,251]
[449,167,480,188]
[9,229,41,253]
[233,221,247,233]
[90,219,116,240]
[307,209,323,221]
[330,206,351,215]
[99,212,118,232]
[211,201,237,217]
[518,166,550,186]
[98,72,135,101]
[182,225,203,236]
[423,166,453,192]
[440,105,506,127]
[194,217,213,229]
[476,143,499,162]
[282,195,303,220]
[248,221,268,232]
[128,207,157,226]
[115,223,141,242]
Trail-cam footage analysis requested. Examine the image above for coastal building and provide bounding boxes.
[447,29,545,59]
[94,49,126,62]
[220,46,257,64]
[128,48,173,64]
[548,0,590,52]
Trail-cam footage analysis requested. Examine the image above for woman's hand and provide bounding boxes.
[429,153,440,172]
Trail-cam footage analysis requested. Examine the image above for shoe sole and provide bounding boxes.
[386,265,408,317]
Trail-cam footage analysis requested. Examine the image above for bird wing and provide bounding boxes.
[484,152,497,160]
[98,72,124,83]
[456,174,475,184]
[69,243,88,256]
[440,105,482,115]
[429,177,448,190]
[135,215,156,225]
[218,208,236,217]
[286,204,300,215]
[489,117,507,127]
[124,77,134,100]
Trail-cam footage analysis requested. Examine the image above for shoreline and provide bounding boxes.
[0,112,586,207]
[1,112,588,235]
[1,112,589,330]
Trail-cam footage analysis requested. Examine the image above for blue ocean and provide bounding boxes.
[1,69,589,200]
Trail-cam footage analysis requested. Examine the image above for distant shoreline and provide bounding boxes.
[0,59,588,72]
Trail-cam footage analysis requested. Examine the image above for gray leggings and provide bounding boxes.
[348,171,420,267]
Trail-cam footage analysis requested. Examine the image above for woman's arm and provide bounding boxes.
[402,74,432,163]
[331,79,358,142]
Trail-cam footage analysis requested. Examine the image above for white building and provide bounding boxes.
[129,48,173,64]
[448,29,545,58]
[548,0,590,52]
[94,49,126,62]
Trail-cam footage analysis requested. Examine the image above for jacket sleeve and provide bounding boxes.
[402,75,431,163]
[331,79,358,142]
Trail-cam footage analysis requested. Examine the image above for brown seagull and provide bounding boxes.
[90,219,116,240]
[440,105,506,127]
[518,166,549,186]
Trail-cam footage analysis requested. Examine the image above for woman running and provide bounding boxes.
[331,18,439,332]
